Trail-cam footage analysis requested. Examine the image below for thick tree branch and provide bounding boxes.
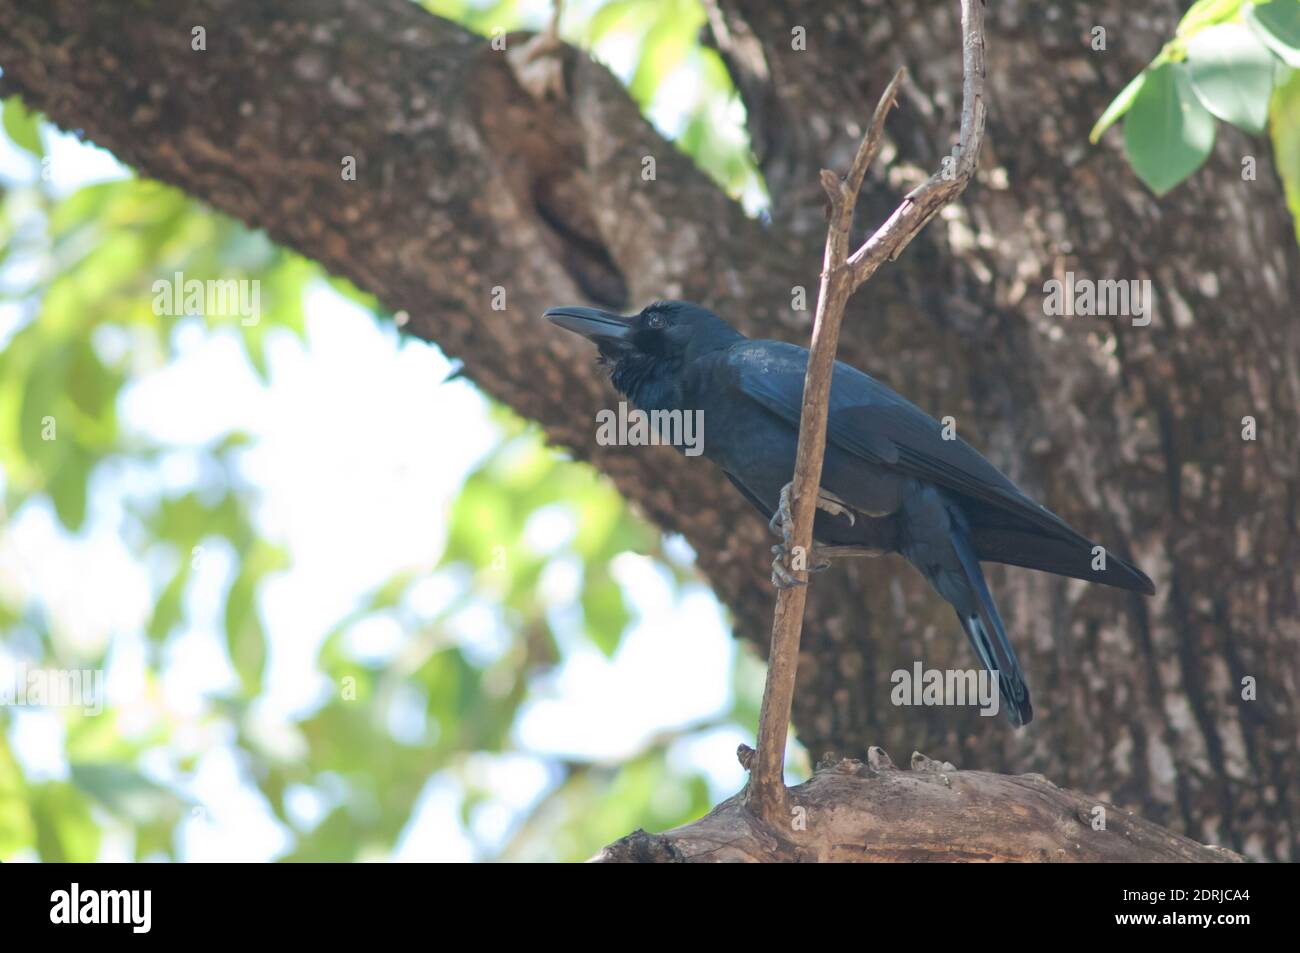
[596,751,1244,863]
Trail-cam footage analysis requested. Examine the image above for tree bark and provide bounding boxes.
[1,0,1296,860]
[594,750,1244,863]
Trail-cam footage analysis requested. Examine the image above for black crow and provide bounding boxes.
[545,300,1154,726]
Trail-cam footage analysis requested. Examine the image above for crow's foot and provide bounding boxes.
[767,482,858,540]
[769,483,809,588]
[770,545,806,589]
[768,484,836,587]
[767,482,797,542]
[768,483,881,588]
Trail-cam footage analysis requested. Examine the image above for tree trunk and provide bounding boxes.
[1,0,1295,860]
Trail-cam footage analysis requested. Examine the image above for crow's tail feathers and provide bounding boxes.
[901,485,1033,727]
[950,527,1033,727]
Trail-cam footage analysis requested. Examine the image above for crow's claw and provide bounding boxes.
[770,545,807,589]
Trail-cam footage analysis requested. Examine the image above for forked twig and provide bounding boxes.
[747,0,987,822]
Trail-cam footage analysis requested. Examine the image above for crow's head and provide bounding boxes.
[545,300,743,405]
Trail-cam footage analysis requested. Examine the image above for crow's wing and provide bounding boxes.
[725,340,1154,594]
[726,339,1035,509]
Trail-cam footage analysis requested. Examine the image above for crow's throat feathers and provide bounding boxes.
[603,346,682,413]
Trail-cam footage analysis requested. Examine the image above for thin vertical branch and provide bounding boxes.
[747,0,987,823]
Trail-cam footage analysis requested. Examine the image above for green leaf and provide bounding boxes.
[1178,0,1245,38]
[0,738,35,856]
[1124,62,1217,195]
[148,562,191,642]
[134,818,180,861]
[1186,22,1278,133]
[240,314,271,381]
[224,543,288,694]
[48,447,90,531]
[2,97,43,158]
[225,580,267,695]
[585,0,648,45]
[1090,71,1148,143]
[1247,0,1300,67]
[30,781,101,861]
[70,763,186,826]
[581,566,632,657]
[628,11,698,107]
[1269,67,1300,243]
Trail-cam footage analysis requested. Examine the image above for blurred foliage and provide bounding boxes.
[0,0,763,862]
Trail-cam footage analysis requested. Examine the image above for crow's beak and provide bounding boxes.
[544,306,634,343]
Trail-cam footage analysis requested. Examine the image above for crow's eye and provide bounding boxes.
[646,313,667,330]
